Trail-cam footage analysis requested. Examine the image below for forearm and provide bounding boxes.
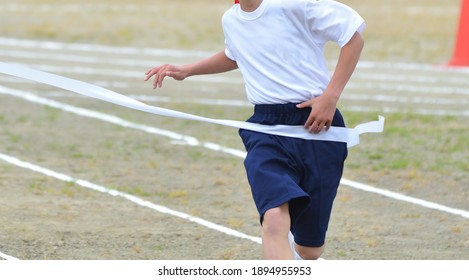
[145,50,238,88]
[324,32,364,102]
[184,50,238,77]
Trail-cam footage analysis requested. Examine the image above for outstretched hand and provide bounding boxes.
[296,94,338,133]
[144,64,187,89]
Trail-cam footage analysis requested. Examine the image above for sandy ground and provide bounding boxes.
[0,0,468,260]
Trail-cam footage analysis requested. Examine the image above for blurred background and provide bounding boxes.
[0,0,462,64]
[0,0,467,260]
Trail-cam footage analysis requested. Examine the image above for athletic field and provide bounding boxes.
[0,0,468,260]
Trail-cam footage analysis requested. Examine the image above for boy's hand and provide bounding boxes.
[297,32,363,133]
[296,94,338,133]
[144,64,187,89]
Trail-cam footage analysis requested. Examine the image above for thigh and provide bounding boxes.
[239,129,310,222]
[291,111,348,247]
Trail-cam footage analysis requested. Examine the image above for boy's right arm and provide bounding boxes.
[144,50,238,89]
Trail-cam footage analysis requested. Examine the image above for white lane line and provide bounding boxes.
[404,6,459,15]
[0,85,247,159]
[6,62,469,99]
[0,49,161,67]
[347,82,469,96]
[0,75,129,89]
[15,90,469,118]
[0,251,19,260]
[343,93,469,106]
[44,91,466,108]
[353,72,469,86]
[0,83,469,110]
[4,4,456,16]
[50,91,469,117]
[2,3,141,13]
[357,61,469,74]
[341,179,469,219]
[3,72,469,118]
[2,37,469,74]
[3,49,469,86]
[0,85,468,221]
[23,91,253,107]
[343,105,469,117]
[0,37,213,58]
[21,63,242,85]
[0,152,262,245]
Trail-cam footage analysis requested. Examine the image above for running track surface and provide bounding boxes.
[0,38,468,260]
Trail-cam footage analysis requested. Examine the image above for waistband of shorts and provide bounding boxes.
[254,103,310,114]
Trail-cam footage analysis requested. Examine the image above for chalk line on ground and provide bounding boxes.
[0,85,467,220]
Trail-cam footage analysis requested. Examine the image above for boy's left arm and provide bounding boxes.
[297,31,364,133]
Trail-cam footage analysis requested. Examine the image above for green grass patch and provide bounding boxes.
[343,111,468,176]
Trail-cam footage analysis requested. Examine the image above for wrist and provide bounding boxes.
[180,64,192,79]
[322,89,341,104]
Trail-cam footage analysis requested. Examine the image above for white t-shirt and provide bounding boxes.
[222,0,365,104]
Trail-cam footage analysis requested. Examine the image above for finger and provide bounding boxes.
[317,121,326,132]
[157,71,169,88]
[296,101,307,108]
[296,99,314,109]
[304,115,315,128]
[306,118,316,132]
[155,69,169,88]
[144,68,157,81]
[308,119,325,133]
[152,72,160,88]
[309,122,318,133]
[154,75,161,89]
[144,71,151,81]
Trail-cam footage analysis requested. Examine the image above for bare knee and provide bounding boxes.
[296,245,324,260]
[262,205,290,237]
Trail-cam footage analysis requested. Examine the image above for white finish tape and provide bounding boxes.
[0,62,384,147]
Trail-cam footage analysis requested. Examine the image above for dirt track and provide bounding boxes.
[0,0,468,260]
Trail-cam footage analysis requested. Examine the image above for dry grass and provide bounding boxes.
[0,0,228,50]
[345,0,460,63]
[0,0,461,63]
[0,0,468,260]
[1,0,466,198]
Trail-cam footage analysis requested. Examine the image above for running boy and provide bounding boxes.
[144,0,365,260]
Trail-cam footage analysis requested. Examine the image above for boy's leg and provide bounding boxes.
[295,243,325,260]
[289,109,347,260]
[261,203,293,259]
[263,203,324,260]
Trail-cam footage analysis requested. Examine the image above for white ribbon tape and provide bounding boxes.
[0,62,384,147]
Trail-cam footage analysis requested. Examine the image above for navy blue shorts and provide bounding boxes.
[239,103,348,247]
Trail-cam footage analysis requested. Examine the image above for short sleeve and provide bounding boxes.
[224,43,236,61]
[305,0,365,47]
